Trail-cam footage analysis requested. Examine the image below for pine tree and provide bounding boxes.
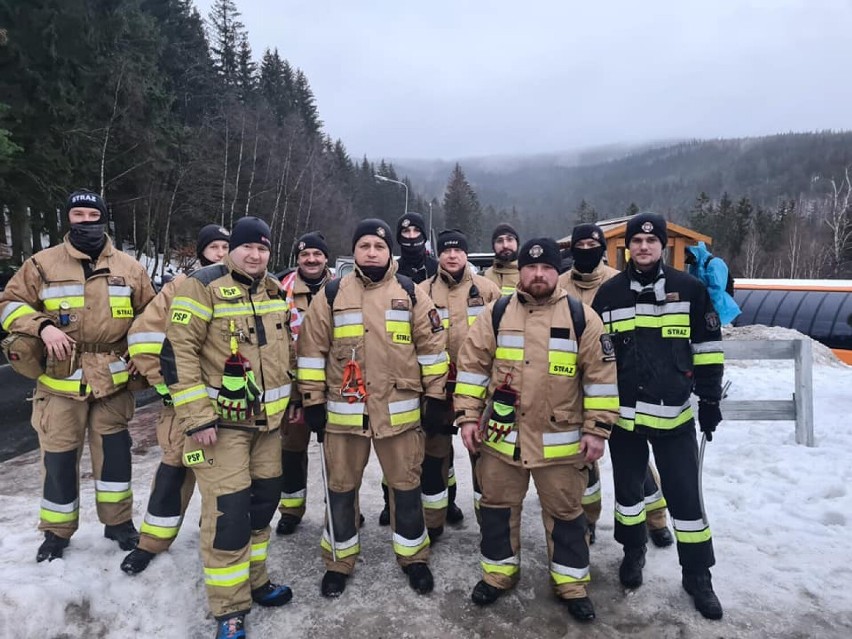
[208,0,244,88]
[574,199,598,223]
[294,69,321,135]
[442,163,482,247]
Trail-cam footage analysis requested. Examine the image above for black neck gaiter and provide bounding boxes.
[69,222,107,261]
[360,263,390,282]
[571,246,605,273]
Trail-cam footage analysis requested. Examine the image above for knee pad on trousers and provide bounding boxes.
[551,514,589,568]
[479,505,513,560]
[148,463,187,516]
[392,487,425,539]
[421,455,445,495]
[328,489,357,541]
[214,488,251,551]
[281,450,307,491]
[100,430,132,483]
[249,476,282,529]
[43,449,78,505]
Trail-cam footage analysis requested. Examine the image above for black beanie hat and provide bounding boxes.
[396,211,426,242]
[295,231,329,258]
[518,237,561,271]
[352,218,393,253]
[196,224,231,260]
[65,189,108,221]
[570,223,606,250]
[229,216,272,251]
[491,222,519,247]
[436,229,468,254]
[626,212,667,246]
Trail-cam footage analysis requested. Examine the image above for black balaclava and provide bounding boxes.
[65,190,108,259]
[396,212,427,264]
[570,223,606,273]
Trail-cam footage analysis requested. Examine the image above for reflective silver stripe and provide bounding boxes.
[56,368,84,381]
[619,405,636,419]
[635,301,691,315]
[615,501,645,516]
[422,489,448,504]
[108,360,128,374]
[333,311,363,326]
[481,553,519,566]
[385,309,411,322]
[645,489,664,505]
[389,398,420,414]
[41,498,79,513]
[584,383,619,396]
[144,514,181,527]
[251,542,268,559]
[322,530,359,551]
[497,334,524,348]
[417,352,447,365]
[467,306,485,317]
[96,480,130,492]
[692,341,724,353]
[549,337,577,352]
[128,331,165,345]
[542,431,580,445]
[264,384,291,402]
[206,387,219,399]
[502,430,518,444]
[473,491,482,506]
[297,356,326,369]
[635,400,690,418]
[551,562,590,579]
[327,401,366,415]
[206,565,249,584]
[107,285,133,297]
[456,371,489,386]
[39,284,85,299]
[393,529,428,548]
[280,489,307,499]
[172,298,212,320]
[1,302,29,323]
[437,308,449,319]
[673,518,708,532]
[602,307,635,322]
[584,481,601,497]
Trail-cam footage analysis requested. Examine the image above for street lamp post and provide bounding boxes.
[374,174,408,217]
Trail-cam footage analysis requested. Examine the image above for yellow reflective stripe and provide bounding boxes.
[615,502,646,526]
[392,530,430,557]
[500,286,514,296]
[327,411,364,427]
[676,528,713,543]
[542,443,581,459]
[204,561,250,587]
[693,352,724,365]
[40,508,78,523]
[635,406,693,430]
[255,300,288,314]
[484,438,516,457]
[140,523,179,539]
[495,347,523,361]
[635,314,690,328]
[212,303,253,318]
[320,535,361,558]
[421,360,449,376]
[96,489,132,503]
[385,320,411,334]
[264,396,290,416]
[172,297,212,321]
[390,409,420,426]
[583,396,619,410]
[609,318,635,332]
[333,325,364,338]
[43,296,85,311]
[455,382,486,399]
[37,373,89,394]
[128,343,162,356]
[279,497,306,508]
[550,564,590,584]
[1,302,38,330]
[482,558,519,576]
[172,384,208,407]
[108,296,132,308]
[297,368,326,381]
[250,541,269,562]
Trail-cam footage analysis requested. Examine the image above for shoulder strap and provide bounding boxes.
[491,295,511,335]
[324,277,341,310]
[566,295,585,342]
[395,273,417,307]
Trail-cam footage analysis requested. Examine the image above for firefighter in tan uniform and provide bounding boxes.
[558,223,674,549]
[275,231,332,536]
[455,237,619,623]
[119,224,230,574]
[482,223,520,296]
[420,229,500,540]
[0,190,154,562]
[161,217,293,639]
[297,219,449,598]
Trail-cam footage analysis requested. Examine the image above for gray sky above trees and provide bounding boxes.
[196,0,852,160]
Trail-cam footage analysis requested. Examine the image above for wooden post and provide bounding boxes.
[794,339,815,447]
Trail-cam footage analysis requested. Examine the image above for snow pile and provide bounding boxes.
[724,324,846,367]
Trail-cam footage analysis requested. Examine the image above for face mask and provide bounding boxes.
[400,235,426,261]
[69,222,107,255]
[571,246,605,273]
[359,263,390,282]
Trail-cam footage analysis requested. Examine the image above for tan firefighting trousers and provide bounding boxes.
[31,389,135,538]
[477,452,591,599]
[322,428,429,574]
[185,427,282,620]
[137,406,196,553]
[278,420,310,520]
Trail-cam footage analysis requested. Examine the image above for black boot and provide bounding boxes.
[321,570,348,598]
[104,521,139,551]
[428,526,444,543]
[446,502,464,524]
[120,548,156,574]
[276,514,300,536]
[36,532,69,563]
[683,570,723,620]
[403,563,434,594]
[561,596,596,622]
[251,581,293,607]
[359,513,365,528]
[619,545,646,589]
[379,482,390,526]
[587,522,596,545]
[649,526,674,548]
[471,580,504,606]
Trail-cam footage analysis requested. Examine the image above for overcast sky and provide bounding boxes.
[195,0,852,161]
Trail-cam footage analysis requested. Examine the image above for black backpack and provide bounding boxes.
[704,256,735,297]
[491,294,586,343]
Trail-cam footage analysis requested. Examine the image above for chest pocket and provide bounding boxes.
[548,328,578,377]
[106,278,134,319]
[211,287,253,345]
[385,309,412,345]
[39,281,85,329]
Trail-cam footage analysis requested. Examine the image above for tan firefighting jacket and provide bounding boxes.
[424,267,501,363]
[483,260,520,296]
[0,235,154,400]
[127,274,187,394]
[163,257,294,434]
[557,263,620,305]
[297,261,449,438]
[454,287,618,468]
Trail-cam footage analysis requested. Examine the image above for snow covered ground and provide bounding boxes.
[1,331,852,638]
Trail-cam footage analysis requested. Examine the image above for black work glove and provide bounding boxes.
[697,400,722,442]
[305,404,327,442]
[421,397,450,436]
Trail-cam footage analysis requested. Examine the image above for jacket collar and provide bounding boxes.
[63,233,114,262]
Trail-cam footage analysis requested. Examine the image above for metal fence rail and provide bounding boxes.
[720,339,814,447]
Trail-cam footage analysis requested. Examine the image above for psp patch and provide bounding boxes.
[428,308,444,333]
[705,311,721,331]
[600,334,616,361]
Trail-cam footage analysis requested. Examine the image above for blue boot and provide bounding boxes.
[251,581,293,607]
[215,614,245,639]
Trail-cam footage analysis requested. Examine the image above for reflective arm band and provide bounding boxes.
[172,384,209,407]
[1,301,38,331]
[171,297,213,321]
[418,351,449,376]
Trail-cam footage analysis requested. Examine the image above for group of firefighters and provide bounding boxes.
[0,190,726,639]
